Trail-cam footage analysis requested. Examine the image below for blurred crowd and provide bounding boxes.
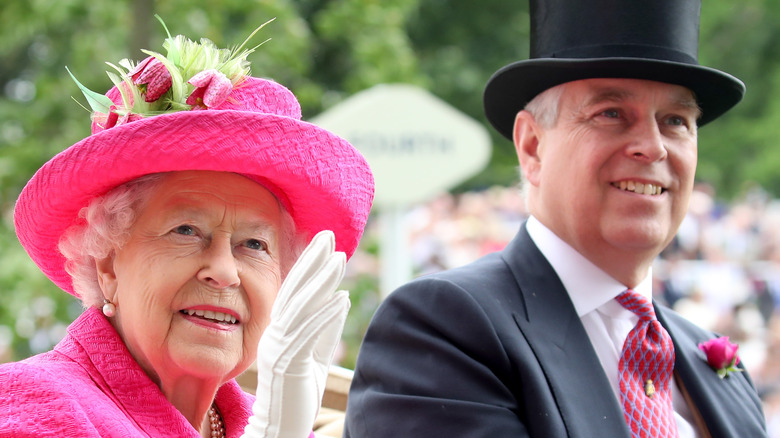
[391,182,780,433]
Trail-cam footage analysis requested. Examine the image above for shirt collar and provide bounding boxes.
[525,216,653,317]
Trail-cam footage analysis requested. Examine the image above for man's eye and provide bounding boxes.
[601,109,620,118]
[245,239,268,251]
[174,225,195,235]
[666,116,685,126]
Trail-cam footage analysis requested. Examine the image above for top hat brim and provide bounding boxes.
[484,57,745,140]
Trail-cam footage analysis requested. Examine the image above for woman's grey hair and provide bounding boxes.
[58,173,307,308]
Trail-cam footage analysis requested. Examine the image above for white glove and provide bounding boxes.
[241,230,350,438]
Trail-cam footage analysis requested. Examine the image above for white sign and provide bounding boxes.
[312,84,492,296]
[312,84,491,207]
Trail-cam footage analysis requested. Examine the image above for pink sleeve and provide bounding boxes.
[0,363,100,436]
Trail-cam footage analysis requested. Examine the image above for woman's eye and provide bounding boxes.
[174,225,195,236]
[245,239,268,252]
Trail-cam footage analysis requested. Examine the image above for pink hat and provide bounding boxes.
[13,23,374,296]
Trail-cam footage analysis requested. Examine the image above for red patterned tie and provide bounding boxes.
[616,290,678,438]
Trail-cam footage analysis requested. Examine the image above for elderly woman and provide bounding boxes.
[0,22,373,438]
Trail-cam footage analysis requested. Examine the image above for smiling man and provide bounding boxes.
[516,79,700,288]
[345,1,768,437]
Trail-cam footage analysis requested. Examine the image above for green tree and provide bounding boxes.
[0,0,428,365]
[1,0,778,365]
[697,0,780,199]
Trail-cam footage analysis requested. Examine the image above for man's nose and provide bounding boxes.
[625,119,668,162]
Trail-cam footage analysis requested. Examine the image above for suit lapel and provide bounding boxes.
[501,226,631,438]
[656,306,767,437]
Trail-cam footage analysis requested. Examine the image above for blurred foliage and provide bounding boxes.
[1,0,779,366]
[697,0,780,201]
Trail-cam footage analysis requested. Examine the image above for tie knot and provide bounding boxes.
[616,289,656,321]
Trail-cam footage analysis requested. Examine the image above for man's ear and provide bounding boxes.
[513,110,543,187]
[95,253,118,300]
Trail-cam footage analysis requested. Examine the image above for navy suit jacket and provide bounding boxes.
[344,224,767,437]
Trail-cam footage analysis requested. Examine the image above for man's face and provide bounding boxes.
[516,78,700,284]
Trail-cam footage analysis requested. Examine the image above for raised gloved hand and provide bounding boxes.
[241,230,350,438]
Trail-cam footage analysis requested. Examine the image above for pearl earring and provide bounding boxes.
[102,299,116,317]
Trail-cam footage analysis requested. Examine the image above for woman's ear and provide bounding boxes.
[513,110,543,187]
[95,253,118,300]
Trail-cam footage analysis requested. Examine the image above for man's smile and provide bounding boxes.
[612,180,665,195]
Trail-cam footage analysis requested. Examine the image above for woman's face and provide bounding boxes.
[97,171,284,386]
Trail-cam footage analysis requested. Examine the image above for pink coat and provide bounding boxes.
[0,307,257,437]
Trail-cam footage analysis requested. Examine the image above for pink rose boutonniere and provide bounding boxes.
[698,336,743,379]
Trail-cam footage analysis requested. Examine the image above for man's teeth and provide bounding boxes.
[182,309,237,324]
[616,181,663,195]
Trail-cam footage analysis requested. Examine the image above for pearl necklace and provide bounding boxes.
[208,404,226,438]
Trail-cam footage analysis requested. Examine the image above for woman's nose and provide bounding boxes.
[197,238,240,289]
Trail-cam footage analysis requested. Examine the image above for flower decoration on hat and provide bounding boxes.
[67,15,273,132]
[698,336,743,379]
[130,56,172,102]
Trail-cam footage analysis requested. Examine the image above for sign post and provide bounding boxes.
[312,84,491,296]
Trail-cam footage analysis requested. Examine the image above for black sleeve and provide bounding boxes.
[344,276,531,438]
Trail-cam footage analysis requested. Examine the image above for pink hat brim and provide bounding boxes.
[14,100,374,296]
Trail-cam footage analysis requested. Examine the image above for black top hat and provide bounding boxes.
[483,0,745,140]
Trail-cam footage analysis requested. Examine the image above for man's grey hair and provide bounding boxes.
[515,84,566,197]
[524,84,566,129]
[58,173,306,308]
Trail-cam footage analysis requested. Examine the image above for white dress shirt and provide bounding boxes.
[525,216,698,437]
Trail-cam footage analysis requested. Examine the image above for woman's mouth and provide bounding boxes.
[180,309,239,325]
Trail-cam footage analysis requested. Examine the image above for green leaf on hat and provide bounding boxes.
[154,15,180,66]
[66,66,113,114]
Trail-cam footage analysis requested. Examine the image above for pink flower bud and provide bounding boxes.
[130,56,172,102]
[698,336,740,370]
[186,69,232,109]
[92,106,144,133]
[91,106,119,133]
[91,85,143,133]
